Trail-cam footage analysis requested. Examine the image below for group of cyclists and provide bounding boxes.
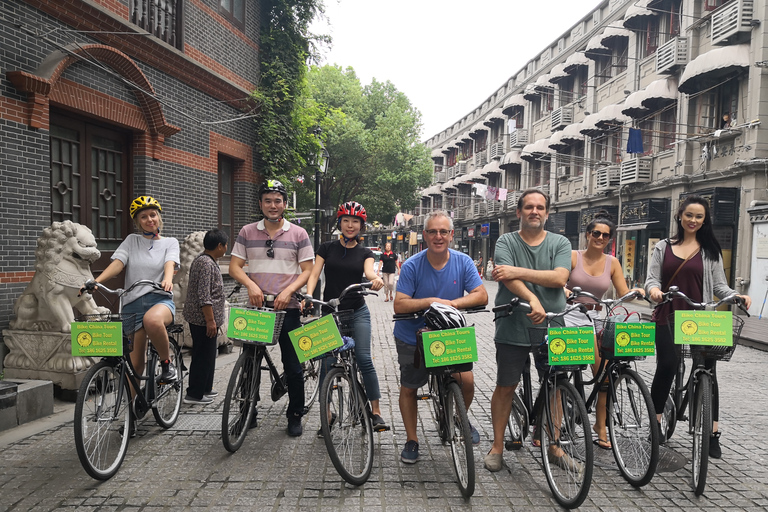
[87,181,751,479]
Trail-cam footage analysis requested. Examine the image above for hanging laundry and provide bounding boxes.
[474,183,487,197]
[498,188,508,201]
[486,186,498,201]
[626,128,643,154]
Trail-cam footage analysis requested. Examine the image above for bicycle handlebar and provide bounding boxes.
[491,297,586,321]
[83,279,166,297]
[567,287,650,311]
[296,282,375,313]
[657,285,750,316]
[391,305,487,322]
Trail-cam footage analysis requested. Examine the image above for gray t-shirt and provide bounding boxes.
[112,234,180,306]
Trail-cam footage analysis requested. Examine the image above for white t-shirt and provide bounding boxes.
[112,234,180,306]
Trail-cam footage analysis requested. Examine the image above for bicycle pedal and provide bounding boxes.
[505,439,523,451]
[416,394,431,400]
[374,425,391,432]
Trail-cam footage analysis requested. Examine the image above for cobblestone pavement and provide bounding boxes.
[2,280,768,511]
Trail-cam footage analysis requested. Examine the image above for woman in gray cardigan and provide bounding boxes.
[645,195,751,459]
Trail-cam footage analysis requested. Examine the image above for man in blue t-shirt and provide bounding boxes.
[393,210,488,464]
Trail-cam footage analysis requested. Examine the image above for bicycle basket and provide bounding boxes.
[76,313,137,354]
[333,309,355,338]
[415,329,473,374]
[595,310,646,361]
[668,313,743,362]
[232,308,286,346]
[528,326,587,372]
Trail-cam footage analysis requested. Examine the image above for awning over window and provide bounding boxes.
[548,63,570,84]
[622,77,679,119]
[585,32,610,60]
[523,83,539,101]
[678,44,750,95]
[483,108,505,126]
[441,146,451,154]
[454,173,473,185]
[460,132,473,142]
[446,139,460,149]
[521,138,554,161]
[427,185,443,196]
[563,52,590,74]
[441,179,456,192]
[623,0,656,30]
[500,150,523,166]
[470,122,489,135]
[600,22,632,46]
[467,168,486,182]
[549,123,585,150]
[535,74,554,91]
[579,104,631,137]
[481,160,501,176]
[431,148,444,158]
[502,94,527,116]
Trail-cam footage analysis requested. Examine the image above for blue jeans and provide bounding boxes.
[350,304,381,402]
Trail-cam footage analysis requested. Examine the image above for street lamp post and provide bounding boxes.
[312,137,329,300]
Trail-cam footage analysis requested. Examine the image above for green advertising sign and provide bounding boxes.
[288,315,343,363]
[674,310,732,346]
[227,308,277,344]
[548,326,595,365]
[421,327,478,368]
[614,322,655,356]
[71,321,123,357]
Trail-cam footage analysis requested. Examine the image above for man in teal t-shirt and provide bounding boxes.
[484,189,571,472]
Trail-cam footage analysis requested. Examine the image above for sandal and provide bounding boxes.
[593,438,612,450]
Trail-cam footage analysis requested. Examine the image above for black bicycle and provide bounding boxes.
[493,299,593,509]
[656,285,748,495]
[221,303,321,452]
[567,287,659,487]
[299,282,385,486]
[392,305,486,499]
[74,279,185,480]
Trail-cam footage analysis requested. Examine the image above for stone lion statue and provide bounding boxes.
[11,221,109,333]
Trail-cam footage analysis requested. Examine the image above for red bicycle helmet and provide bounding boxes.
[337,201,367,222]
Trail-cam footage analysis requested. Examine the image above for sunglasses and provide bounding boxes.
[589,230,611,240]
[266,239,274,258]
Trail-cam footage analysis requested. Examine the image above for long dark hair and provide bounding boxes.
[586,210,615,239]
[672,195,721,261]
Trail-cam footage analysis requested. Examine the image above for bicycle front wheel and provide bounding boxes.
[222,348,261,453]
[607,369,659,487]
[445,381,475,498]
[320,366,374,486]
[692,372,712,496]
[152,341,183,428]
[540,379,593,509]
[506,392,528,451]
[74,360,131,480]
[429,374,448,443]
[302,357,321,413]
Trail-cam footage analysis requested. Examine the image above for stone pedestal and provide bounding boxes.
[2,329,95,392]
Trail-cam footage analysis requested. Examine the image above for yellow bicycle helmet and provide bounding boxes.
[129,196,162,219]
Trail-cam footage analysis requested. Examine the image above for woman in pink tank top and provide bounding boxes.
[565,212,644,450]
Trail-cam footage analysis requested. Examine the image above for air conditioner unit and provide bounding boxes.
[656,37,687,74]
[620,158,652,185]
[551,106,574,131]
[712,0,754,45]
[510,129,529,148]
[436,171,446,183]
[594,165,620,191]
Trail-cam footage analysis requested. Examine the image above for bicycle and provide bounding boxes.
[220,298,321,452]
[299,282,385,486]
[73,279,185,480]
[493,299,593,509]
[392,305,486,499]
[566,287,659,487]
[655,285,748,495]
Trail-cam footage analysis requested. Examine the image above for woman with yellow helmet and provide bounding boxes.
[88,195,180,389]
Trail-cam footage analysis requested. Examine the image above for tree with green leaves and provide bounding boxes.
[305,65,433,233]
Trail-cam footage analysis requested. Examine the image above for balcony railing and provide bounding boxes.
[131,0,183,50]
[509,129,529,148]
[620,158,652,185]
[656,37,687,74]
[712,0,754,45]
[594,165,620,192]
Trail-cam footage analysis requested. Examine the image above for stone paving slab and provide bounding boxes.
[1,280,767,510]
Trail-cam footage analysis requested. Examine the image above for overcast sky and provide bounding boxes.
[310,0,601,142]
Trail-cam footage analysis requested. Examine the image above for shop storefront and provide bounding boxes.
[617,198,670,288]
[546,211,580,249]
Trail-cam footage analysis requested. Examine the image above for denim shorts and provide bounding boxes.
[122,292,175,334]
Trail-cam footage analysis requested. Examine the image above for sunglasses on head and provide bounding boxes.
[589,230,611,239]
[266,239,274,258]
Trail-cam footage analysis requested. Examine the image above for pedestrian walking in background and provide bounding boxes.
[486,258,494,280]
[380,242,398,302]
[183,229,228,405]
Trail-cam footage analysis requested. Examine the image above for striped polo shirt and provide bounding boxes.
[231,219,314,309]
